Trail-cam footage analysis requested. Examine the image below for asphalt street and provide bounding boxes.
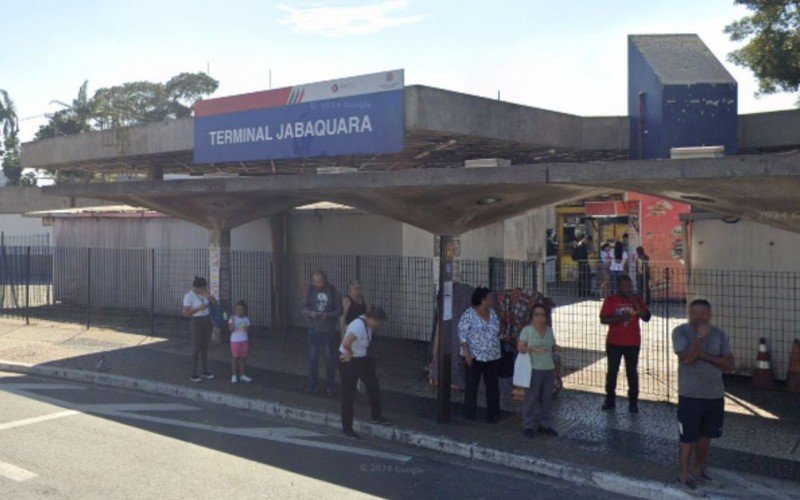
[0,370,621,499]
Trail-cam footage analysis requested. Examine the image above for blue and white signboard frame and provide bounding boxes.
[193,70,404,163]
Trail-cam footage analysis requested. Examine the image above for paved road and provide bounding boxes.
[0,371,620,499]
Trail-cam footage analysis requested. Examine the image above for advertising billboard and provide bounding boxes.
[193,70,404,164]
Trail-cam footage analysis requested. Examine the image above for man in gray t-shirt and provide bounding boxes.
[671,299,734,491]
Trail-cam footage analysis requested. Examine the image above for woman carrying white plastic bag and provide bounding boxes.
[512,348,532,388]
[517,303,559,439]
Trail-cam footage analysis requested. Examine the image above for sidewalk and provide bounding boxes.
[0,320,798,498]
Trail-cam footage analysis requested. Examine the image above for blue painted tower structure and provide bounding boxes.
[628,34,737,159]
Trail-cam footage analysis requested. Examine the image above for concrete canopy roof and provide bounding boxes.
[23,85,631,175]
[22,86,800,177]
[44,153,800,235]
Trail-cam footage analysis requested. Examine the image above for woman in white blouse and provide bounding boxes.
[457,287,501,423]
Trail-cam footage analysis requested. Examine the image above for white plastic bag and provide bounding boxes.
[513,353,532,388]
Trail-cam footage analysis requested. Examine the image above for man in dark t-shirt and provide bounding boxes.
[599,274,650,412]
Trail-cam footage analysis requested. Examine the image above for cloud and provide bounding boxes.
[277,1,424,37]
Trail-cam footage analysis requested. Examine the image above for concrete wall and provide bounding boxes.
[688,218,800,379]
[288,212,402,255]
[50,207,547,262]
[0,214,51,241]
[53,217,270,251]
[690,218,800,271]
[22,119,193,169]
[739,109,800,150]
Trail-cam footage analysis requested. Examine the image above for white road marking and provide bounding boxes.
[0,410,79,431]
[0,460,37,482]
[3,382,414,463]
[100,410,413,462]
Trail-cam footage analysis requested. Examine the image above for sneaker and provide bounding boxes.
[201,372,214,380]
[537,426,558,437]
[190,375,202,383]
[325,388,336,398]
[240,375,252,383]
[371,416,391,425]
[304,387,318,395]
[522,428,536,439]
[231,375,238,384]
[486,416,499,424]
[629,402,639,413]
[343,429,360,439]
[601,400,616,411]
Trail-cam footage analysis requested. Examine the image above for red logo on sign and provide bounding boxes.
[386,72,393,82]
[331,84,339,92]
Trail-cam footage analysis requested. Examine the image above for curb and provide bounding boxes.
[0,360,688,499]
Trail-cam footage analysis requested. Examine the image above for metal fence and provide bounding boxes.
[0,245,795,400]
[549,260,799,401]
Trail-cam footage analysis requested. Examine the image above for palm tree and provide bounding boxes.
[0,89,21,184]
[51,80,96,133]
[0,89,18,139]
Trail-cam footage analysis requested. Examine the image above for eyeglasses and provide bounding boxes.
[533,312,547,317]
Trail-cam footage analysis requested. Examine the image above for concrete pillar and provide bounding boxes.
[209,225,232,315]
[270,213,290,333]
[437,235,456,423]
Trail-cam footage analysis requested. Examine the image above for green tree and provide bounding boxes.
[0,90,22,185]
[36,72,219,139]
[725,1,800,101]
[34,81,96,140]
[93,72,218,128]
[164,72,219,118]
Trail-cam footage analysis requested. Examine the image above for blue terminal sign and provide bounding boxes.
[193,70,404,164]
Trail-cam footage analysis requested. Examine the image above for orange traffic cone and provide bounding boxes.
[751,337,775,389]
[786,339,800,394]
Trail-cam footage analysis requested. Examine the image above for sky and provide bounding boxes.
[1,0,796,142]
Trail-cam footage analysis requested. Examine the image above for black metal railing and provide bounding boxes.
[0,245,795,400]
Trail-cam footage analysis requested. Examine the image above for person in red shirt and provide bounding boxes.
[600,274,651,412]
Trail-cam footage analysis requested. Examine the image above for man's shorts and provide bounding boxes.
[677,396,724,443]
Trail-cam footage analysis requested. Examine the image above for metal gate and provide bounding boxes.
[545,261,682,401]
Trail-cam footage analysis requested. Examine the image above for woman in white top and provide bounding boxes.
[338,305,390,438]
[609,241,628,295]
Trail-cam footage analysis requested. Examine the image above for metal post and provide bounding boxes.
[86,248,92,329]
[437,235,455,423]
[25,246,30,325]
[150,248,156,337]
[665,267,671,402]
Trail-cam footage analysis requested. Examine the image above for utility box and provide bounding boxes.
[628,34,738,160]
